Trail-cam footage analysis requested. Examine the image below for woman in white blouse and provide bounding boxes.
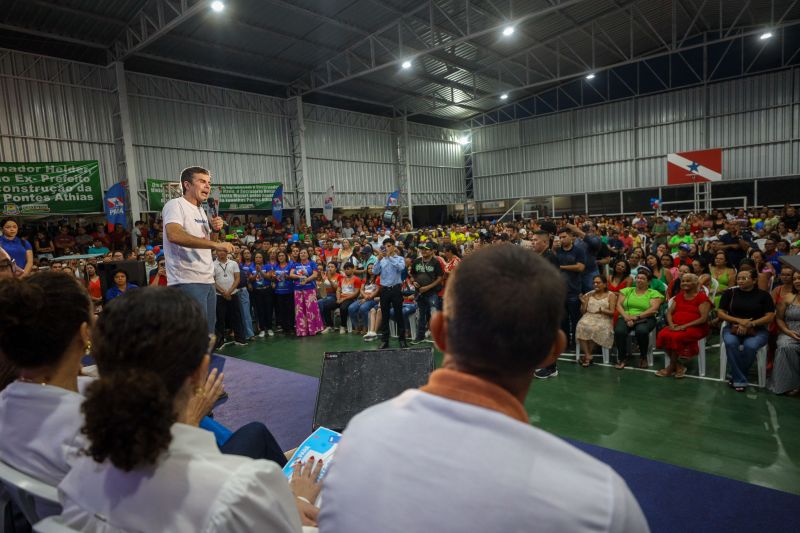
[59,287,322,531]
[0,271,91,510]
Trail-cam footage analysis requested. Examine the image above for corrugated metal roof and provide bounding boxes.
[1,0,795,125]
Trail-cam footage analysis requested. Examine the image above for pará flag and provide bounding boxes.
[272,185,284,224]
[104,181,127,231]
[386,190,399,207]
[667,149,722,185]
[323,185,334,221]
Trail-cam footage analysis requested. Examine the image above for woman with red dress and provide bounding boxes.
[656,273,711,378]
[606,258,632,293]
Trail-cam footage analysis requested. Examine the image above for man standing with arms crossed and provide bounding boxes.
[373,238,408,349]
[163,166,233,334]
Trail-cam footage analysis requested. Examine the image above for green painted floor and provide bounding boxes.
[219,332,800,496]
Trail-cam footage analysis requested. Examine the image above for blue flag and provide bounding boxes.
[386,190,399,207]
[104,182,127,230]
[272,185,284,224]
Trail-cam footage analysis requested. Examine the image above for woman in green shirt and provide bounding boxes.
[614,269,665,369]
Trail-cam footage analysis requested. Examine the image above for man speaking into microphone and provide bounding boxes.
[373,237,407,349]
[163,166,233,334]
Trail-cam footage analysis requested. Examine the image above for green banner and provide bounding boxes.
[146,179,282,211]
[0,160,103,215]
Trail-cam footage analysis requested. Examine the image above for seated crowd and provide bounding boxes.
[2,203,799,393]
[1,203,799,531]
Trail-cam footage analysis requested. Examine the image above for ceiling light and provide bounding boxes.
[585,73,596,80]
[210,1,225,12]
[401,60,412,69]
[759,31,773,40]
[500,93,508,100]
[502,26,515,37]
[457,136,470,145]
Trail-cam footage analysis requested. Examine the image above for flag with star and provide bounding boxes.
[667,148,722,185]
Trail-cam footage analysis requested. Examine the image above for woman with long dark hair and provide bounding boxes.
[606,258,632,293]
[251,251,275,337]
[710,251,736,308]
[0,272,91,497]
[717,270,776,392]
[0,218,33,277]
[290,248,323,336]
[273,250,295,334]
[60,288,322,530]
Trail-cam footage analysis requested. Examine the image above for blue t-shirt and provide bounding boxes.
[239,262,255,289]
[1,236,32,268]
[292,261,318,291]
[252,263,272,289]
[556,244,587,296]
[273,262,294,294]
[105,284,138,301]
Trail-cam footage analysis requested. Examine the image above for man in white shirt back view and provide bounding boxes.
[320,244,650,533]
[162,166,233,333]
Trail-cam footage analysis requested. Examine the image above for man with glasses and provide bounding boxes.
[373,238,407,349]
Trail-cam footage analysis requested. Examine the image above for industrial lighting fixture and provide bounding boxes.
[759,31,773,40]
[457,136,470,145]
[210,1,225,12]
[401,60,412,69]
[500,93,508,100]
[502,26,515,37]
[585,73,596,80]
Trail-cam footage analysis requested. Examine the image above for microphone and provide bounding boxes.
[206,187,221,219]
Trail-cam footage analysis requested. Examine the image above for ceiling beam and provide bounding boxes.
[27,0,127,29]
[412,18,800,120]
[291,0,590,95]
[110,0,209,61]
[0,22,108,49]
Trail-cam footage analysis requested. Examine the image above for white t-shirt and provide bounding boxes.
[59,424,302,533]
[320,390,649,533]
[213,259,240,294]
[162,197,214,285]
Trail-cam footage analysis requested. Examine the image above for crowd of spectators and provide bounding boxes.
[1,201,800,532]
[1,202,799,394]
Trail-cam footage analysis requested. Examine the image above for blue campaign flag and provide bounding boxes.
[104,182,127,230]
[272,185,284,224]
[386,190,399,207]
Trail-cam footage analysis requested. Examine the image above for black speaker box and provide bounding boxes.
[313,348,434,432]
[96,260,147,301]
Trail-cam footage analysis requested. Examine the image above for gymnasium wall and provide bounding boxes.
[471,68,800,203]
[0,47,464,213]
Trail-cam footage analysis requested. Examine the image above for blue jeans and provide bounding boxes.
[317,295,337,327]
[238,289,254,339]
[722,326,770,387]
[416,291,441,340]
[349,299,378,329]
[390,303,417,332]
[174,283,216,334]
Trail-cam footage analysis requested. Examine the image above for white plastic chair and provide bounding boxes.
[718,321,768,387]
[660,296,710,376]
[574,344,610,364]
[390,310,418,338]
[0,460,61,530]
[661,337,707,376]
